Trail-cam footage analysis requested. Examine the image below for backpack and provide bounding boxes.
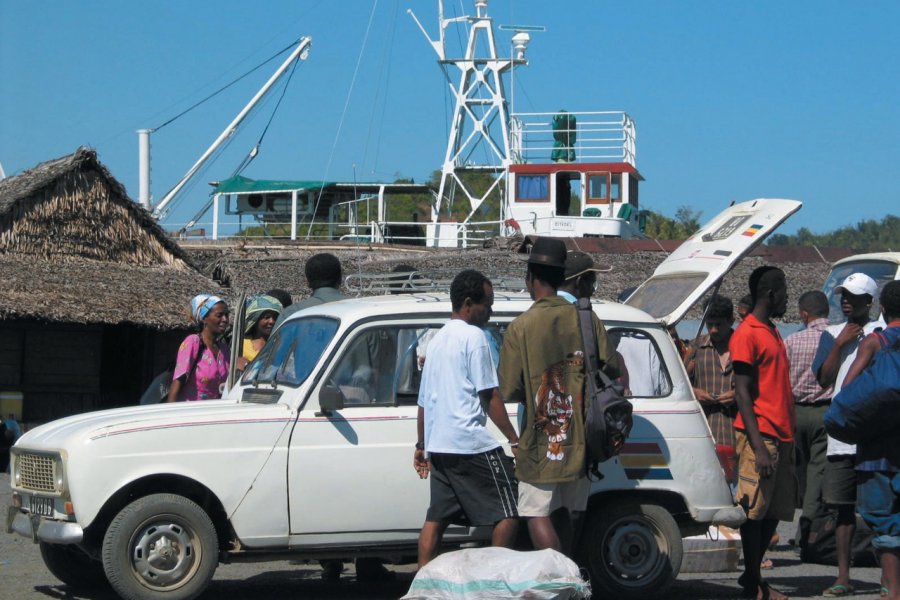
[576,298,634,475]
[824,331,900,445]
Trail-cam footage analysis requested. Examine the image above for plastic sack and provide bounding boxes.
[402,547,591,600]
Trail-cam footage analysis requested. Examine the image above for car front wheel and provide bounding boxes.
[581,500,683,599]
[102,493,218,600]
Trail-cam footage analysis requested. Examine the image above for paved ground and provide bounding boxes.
[0,473,886,599]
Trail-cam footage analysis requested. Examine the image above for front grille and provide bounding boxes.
[17,453,57,492]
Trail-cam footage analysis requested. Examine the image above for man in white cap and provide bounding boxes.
[812,272,885,597]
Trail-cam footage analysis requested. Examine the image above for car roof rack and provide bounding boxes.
[344,269,527,294]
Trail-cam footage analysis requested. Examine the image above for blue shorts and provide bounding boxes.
[857,470,900,551]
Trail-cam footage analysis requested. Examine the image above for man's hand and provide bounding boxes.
[754,446,775,478]
[836,322,863,347]
[716,390,736,405]
[414,448,430,479]
[693,388,715,404]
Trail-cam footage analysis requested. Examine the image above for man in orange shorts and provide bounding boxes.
[730,266,797,600]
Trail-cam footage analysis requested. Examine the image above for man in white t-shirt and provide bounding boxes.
[414,270,520,567]
[813,272,885,597]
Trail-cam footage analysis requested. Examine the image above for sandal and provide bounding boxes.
[881,585,889,597]
[822,584,854,597]
[760,558,774,570]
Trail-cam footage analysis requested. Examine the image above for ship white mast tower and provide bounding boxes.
[409,0,530,247]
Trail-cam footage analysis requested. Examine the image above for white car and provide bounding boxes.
[7,199,801,600]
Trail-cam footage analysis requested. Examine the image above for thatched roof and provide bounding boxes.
[0,255,229,328]
[184,240,840,323]
[0,146,192,268]
[0,148,226,329]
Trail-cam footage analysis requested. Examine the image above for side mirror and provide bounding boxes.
[317,384,345,416]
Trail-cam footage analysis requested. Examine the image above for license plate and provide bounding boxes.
[28,495,54,517]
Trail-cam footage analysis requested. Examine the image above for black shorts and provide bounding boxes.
[426,448,518,526]
[823,455,857,506]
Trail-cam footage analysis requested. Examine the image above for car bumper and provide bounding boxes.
[7,506,83,544]
[709,505,746,528]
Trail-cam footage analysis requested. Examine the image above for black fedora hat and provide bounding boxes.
[520,237,567,268]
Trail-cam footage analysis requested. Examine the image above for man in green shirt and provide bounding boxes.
[499,237,618,555]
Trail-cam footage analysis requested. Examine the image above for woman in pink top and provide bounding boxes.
[167,294,231,402]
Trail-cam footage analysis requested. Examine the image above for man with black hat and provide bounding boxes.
[499,238,618,555]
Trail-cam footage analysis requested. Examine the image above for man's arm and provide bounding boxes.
[480,388,519,456]
[414,406,429,479]
[816,324,861,388]
[733,362,774,477]
[842,334,880,387]
[593,317,620,379]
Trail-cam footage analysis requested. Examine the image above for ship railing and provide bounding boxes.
[509,110,636,166]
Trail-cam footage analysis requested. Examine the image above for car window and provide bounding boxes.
[241,316,339,388]
[608,327,672,398]
[328,325,439,406]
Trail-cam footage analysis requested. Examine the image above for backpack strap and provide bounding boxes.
[577,298,615,389]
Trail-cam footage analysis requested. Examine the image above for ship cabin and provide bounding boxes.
[209,175,434,244]
[504,110,645,239]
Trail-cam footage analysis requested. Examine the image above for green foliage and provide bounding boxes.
[767,215,899,251]
[642,205,703,239]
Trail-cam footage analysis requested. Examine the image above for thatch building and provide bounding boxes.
[0,147,225,424]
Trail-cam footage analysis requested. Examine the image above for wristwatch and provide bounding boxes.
[415,441,425,450]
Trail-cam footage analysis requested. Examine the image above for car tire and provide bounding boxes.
[581,500,683,599]
[40,541,108,589]
[102,493,219,600]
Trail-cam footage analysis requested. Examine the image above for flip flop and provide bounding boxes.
[760,558,774,570]
[881,585,889,597]
[822,584,854,597]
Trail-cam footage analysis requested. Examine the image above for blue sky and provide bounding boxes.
[2,0,898,235]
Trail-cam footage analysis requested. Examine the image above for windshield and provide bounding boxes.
[241,316,339,387]
[626,273,707,320]
[824,260,899,324]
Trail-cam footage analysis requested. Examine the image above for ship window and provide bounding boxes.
[611,173,621,202]
[587,173,610,204]
[516,174,549,202]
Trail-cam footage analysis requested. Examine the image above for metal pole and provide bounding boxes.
[152,36,312,219]
[137,129,152,209]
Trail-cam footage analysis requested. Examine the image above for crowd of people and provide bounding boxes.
[163,246,898,598]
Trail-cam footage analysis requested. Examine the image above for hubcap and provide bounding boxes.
[604,519,664,582]
[130,520,200,590]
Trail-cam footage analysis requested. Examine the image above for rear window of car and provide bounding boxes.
[241,316,339,387]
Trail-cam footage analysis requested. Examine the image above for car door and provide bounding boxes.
[286,316,476,545]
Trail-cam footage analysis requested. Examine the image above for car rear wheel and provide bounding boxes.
[40,541,108,589]
[581,500,682,599]
[102,493,218,600]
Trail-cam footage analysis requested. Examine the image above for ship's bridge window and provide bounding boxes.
[516,174,549,202]
[587,172,622,204]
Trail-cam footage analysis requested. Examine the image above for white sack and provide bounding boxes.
[402,547,591,600]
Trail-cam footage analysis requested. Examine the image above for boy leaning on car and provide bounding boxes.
[414,269,520,568]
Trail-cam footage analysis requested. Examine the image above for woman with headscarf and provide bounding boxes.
[167,294,231,402]
[242,294,283,363]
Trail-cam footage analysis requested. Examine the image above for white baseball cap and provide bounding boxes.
[835,273,878,298]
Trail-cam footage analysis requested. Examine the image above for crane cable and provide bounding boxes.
[307,0,380,239]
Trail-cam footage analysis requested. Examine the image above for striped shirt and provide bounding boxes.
[688,333,736,447]
[784,318,832,405]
